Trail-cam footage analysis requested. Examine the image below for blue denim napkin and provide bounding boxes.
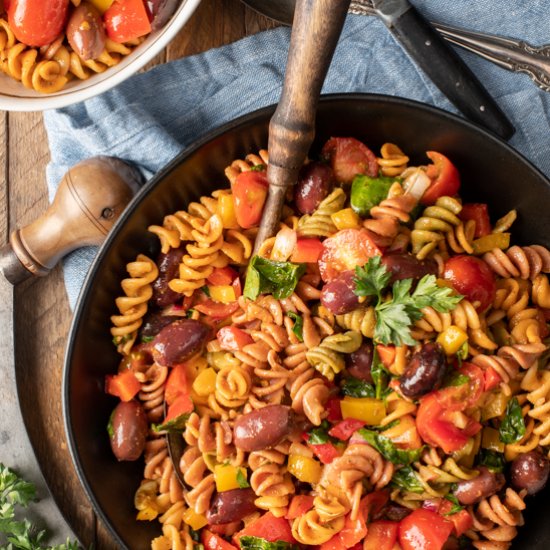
[44,2,550,309]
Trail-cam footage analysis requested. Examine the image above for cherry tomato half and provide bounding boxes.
[104,0,152,43]
[459,203,491,238]
[231,170,269,229]
[443,255,496,312]
[319,228,382,282]
[434,363,485,412]
[421,151,461,206]
[321,137,379,183]
[8,0,69,47]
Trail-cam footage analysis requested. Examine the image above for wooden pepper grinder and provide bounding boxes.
[0,157,142,284]
[254,0,351,253]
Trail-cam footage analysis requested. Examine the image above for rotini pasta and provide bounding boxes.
[103,137,550,550]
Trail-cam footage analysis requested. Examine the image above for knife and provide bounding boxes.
[0,156,141,544]
[370,0,515,139]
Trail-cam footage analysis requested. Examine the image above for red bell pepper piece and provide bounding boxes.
[164,363,189,406]
[399,508,454,550]
[308,442,341,464]
[320,512,367,550]
[217,326,254,351]
[421,151,461,206]
[290,238,324,263]
[207,266,240,286]
[436,499,473,537]
[286,495,315,519]
[104,0,152,43]
[363,520,399,550]
[194,299,240,319]
[203,530,239,550]
[376,344,396,369]
[105,370,141,401]
[483,366,502,392]
[329,419,366,441]
[459,203,491,238]
[326,396,343,422]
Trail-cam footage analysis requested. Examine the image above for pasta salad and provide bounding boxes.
[106,137,550,550]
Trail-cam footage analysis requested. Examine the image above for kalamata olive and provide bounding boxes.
[454,467,505,505]
[139,313,180,340]
[66,2,106,61]
[346,341,374,382]
[400,343,446,399]
[382,254,438,283]
[294,161,335,215]
[145,0,179,30]
[320,270,360,315]
[151,319,209,367]
[153,247,185,308]
[510,451,550,495]
[234,405,294,452]
[109,400,148,461]
[207,488,257,524]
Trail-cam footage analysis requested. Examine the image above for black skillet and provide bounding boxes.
[64,94,550,550]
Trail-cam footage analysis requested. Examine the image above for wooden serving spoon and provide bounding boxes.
[253,0,351,254]
[0,157,142,284]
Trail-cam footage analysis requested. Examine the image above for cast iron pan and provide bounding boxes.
[64,95,550,550]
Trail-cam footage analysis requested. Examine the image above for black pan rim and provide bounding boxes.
[62,92,550,548]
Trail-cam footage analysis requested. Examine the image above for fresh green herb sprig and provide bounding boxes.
[391,466,423,493]
[0,464,81,550]
[359,428,424,465]
[354,257,463,346]
[240,536,300,550]
[236,469,250,489]
[477,449,506,473]
[499,397,526,444]
[287,312,304,342]
[306,420,336,445]
[443,494,465,515]
[152,412,191,433]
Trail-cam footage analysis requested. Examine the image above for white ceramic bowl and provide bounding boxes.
[0,0,202,112]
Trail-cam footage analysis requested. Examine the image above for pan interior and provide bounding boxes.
[64,95,550,550]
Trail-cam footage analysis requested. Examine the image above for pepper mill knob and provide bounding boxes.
[0,156,142,285]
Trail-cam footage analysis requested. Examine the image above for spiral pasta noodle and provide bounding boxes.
[297,188,346,237]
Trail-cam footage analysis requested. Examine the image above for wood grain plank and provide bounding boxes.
[0,112,7,245]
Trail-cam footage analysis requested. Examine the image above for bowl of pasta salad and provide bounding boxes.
[0,0,201,111]
[63,94,550,550]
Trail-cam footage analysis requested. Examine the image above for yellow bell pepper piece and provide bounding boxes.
[88,0,115,13]
[183,508,208,530]
[340,397,386,426]
[192,368,217,396]
[472,233,510,255]
[287,455,322,484]
[208,285,236,304]
[214,464,248,492]
[481,392,509,422]
[331,208,361,230]
[218,193,240,229]
[436,325,469,355]
[482,427,505,452]
[136,507,158,521]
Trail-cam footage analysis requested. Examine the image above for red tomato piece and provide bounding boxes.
[8,0,69,47]
[308,442,341,464]
[376,344,396,369]
[165,393,194,424]
[416,393,481,454]
[434,363,485,412]
[217,326,254,351]
[363,520,399,550]
[321,513,367,550]
[361,490,390,521]
[483,366,502,392]
[399,508,454,550]
[194,299,240,319]
[234,512,296,546]
[164,363,189,406]
[443,255,496,312]
[326,396,343,422]
[319,229,382,282]
[290,238,324,264]
[421,151,461,206]
[231,170,269,229]
[459,203,491,238]
[286,495,315,519]
[104,0,152,43]
[105,370,141,401]
[209,523,241,536]
[329,419,366,441]
[232,276,243,299]
[436,500,473,537]
[322,137,379,183]
[207,266,239,286]
[203,530,239,550]
[119,349,149,372]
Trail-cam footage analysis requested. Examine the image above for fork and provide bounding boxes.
[349,0,550,92]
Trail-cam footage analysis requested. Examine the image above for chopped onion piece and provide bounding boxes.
[271,226,297,262]
[402,167,431,200]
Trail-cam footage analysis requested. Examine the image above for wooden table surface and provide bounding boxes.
[0,1,276,547]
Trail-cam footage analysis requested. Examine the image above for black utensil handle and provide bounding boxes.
[377,3,515,140]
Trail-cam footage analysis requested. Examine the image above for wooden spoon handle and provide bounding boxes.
[0,156,142,285]
[255,0,351,251]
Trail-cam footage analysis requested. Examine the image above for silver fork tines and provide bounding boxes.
[349,0,550,92]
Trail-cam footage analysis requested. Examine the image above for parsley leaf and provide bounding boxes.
[375,300,418,346]
[443,494,465,515]
[499,397,526,444]
[354,256,391,301]
[391,466,424,493]
[341,377,376,398]
[243,256,306,301]
[240,536,300,550]
[287,312,304,342]
[236,469,250,489]
[359,429,424,465]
